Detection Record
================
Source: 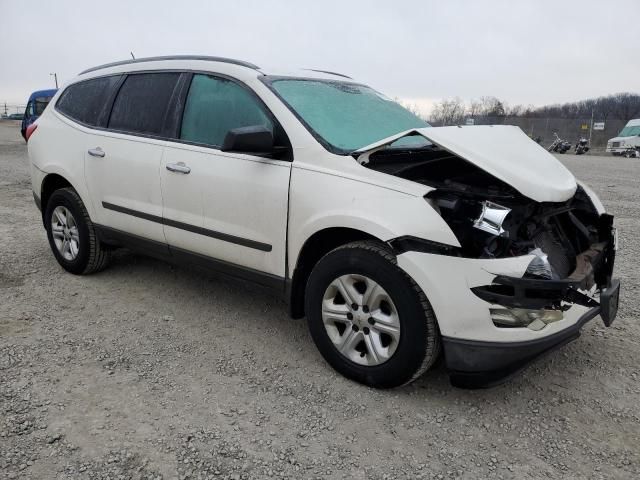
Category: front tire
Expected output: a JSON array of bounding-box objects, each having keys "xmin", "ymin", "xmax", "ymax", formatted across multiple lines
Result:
[
  {"xmin": 305, "ymin": 241, "xmax": 440, "ymax": 388},
  {"xmin": 44, "ymin": 187, "xmax": 111, "ymax": 274}
]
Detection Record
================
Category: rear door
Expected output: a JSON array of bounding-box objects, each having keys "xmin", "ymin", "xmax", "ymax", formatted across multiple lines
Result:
[
  {"xmin": 160, "ymin": 73, "xmax": 292, "ymax": 278},
  {"xmin": 83, "ymin": 72, "xmax": 180, "ymax": 244}
]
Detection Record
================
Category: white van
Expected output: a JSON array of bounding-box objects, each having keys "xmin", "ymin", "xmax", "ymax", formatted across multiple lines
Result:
[{"xmin": 606, "ymin": 119, "xmax": 640, "ymax": 154}]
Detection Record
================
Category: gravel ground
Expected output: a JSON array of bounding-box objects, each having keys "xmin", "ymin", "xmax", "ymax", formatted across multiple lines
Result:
[{"xmin": 1, "ymin": 119, "xmax": 638, "ymax": 479}]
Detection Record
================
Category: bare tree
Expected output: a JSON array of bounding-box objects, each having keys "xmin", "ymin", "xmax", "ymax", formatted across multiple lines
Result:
[
  {"xmin": 467, "ymin": 99, "xmax": 483, "ymax": 118},
  {"xmin": 429, "ymin": 97, "xmax": 466, "ymax": 126},
  {"xmin": 506, "ymin": 104, "xmax": 524, "ymax": 117},
  {"xmin": 478, "ymin": 96, "xmax": 506, "ymax": 117}
]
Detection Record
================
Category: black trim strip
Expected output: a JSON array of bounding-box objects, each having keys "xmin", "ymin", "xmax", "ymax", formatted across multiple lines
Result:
[
  {"xmin": 94, "ymin": 225, "xmax": 284, "ymax": 293},
  {"xmin": 169, "ymin": 244, "xmax": 284, "ymax": 291},
  {"xmin": 388, "ymin": 235, "xmax": 461, "ymax": 256},
  {"xmin": 96, "ymin": 224, "xmax": 170, "ymax": 258},
  {"xmin": 101, "ymin": 201, "xmax": 272, "ymax": 252}
]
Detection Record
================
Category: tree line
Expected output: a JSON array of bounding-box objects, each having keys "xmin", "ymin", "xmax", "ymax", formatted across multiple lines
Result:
[{"xmin": 421, "ymin": 93, "xmax": 640, "ymax": 126}]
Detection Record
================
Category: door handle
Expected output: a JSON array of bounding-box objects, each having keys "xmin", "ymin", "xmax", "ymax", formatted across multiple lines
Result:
[
  {"xmin": 88, "ymin": 147, "xmax": 105, "ymax": 158},
  {"xmin": 166, "ymin": 162, "xmax": 191, "ymax": 174}
]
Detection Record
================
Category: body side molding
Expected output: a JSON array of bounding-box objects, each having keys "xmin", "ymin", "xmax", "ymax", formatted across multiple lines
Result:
[{"xmin": 101, "ymin": 201, "xmax": 272, "ymax": 252}]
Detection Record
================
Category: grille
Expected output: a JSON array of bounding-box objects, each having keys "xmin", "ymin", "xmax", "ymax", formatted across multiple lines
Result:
[{"xmin": 611, "ymin": 141, "xmax": 620, "ymax": 148}]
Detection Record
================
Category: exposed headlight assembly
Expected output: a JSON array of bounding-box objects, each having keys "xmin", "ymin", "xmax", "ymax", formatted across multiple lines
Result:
[{"xmin": 474, "ymin": 201, "xmax": 511, "ymax": 236}]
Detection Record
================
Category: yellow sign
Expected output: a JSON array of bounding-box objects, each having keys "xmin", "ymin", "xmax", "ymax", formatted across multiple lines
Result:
[{"xmin": 581, "ymin": 124, "xmax": 589, "ymax": 130}]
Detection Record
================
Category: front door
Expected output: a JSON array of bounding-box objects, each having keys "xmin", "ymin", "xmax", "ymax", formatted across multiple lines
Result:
[{"xmin": 160, "ymin": 73, "xmax": 291, "ymax": 278}]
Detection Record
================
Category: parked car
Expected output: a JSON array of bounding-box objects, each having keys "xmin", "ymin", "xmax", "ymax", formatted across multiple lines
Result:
[
  {"xmin": 21, "ymin": 88, "xmax": 57, "ymax": 140},
  {"xmin": 27, "ymin": 56, "xmax": 620, "ymax": 389},
  {"xmin": 8, "ymin": 113, "xmax": 24, "ymax": 120},
  {"xmin": 606, "ymin": 118, "xmax": 640, "ymax": 155}
]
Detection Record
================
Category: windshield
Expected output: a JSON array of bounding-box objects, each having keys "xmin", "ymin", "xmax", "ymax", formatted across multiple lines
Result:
[
  {"xmin": 618, "ymin": 125, "xmax": 640, "ymax": 137},
  {"xmin": 27, "ymin": 96, "xmax": 53, "ymax": 117},
  {"xmin": 34, "ymin": 97, "xmax": 53, "ymax": 115},
  {"xmin": 34, "ymin": 97, "xmax": 53, "ymax": 116},
  {"xmin": 267, "ymin": 78, "xmax": 431, "ymax": 153}
]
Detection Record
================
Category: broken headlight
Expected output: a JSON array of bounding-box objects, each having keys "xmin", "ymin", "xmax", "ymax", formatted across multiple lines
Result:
[
  {"xmin": 473, "ymin": 201, "xmax": 511, "ymax": 236},
  {"xmin": 428, "ymin": 194, "xmax": 515, "ymax": 258}
]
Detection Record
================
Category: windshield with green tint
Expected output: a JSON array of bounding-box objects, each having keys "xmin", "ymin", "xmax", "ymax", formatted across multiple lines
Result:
[
  {"xmin": 618, "ymin": 125, "xmax": 640, "ymax": 137},
  {"xmin": 267, "ymin": 78, "xmax": 431, "ymax": 154}
]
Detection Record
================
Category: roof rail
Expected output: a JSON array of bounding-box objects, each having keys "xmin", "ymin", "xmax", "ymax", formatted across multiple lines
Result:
[
  {"xmin": 79, "ymin": 55, "xmax": 260, "ymax": 75},
  {"xmin": 305, "ymin": 69, "xmax": 352, "ymax": 79}
]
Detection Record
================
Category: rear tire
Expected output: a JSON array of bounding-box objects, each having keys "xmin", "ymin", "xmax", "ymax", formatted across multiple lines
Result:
[
  {"xmin": 305, "ymin": 240, "xmax": 440, "ymax": 388},
  {"xmin": 44, "ymin": 187, "xmax": 111, "ymax": 274}
]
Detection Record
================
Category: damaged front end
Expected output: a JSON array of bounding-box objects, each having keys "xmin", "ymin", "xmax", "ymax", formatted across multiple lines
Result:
[
  {"xmin": 359, "ymin": 126, "xmax": 620, "ymax": 386},
  {"xmin": 355, "ymin": 126, "xmax": 620, "ymax": 388},
  {"xmin": 359, "ymin": 126, "xmax": 618, "ymax": 325},
  {"xmin": 426, "ymin": 183, "xmax": 619, "ymax": 329}
]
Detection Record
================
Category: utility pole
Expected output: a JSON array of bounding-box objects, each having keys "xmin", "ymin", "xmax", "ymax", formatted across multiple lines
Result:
[
  {"xmin": 588, "ymin": 108, "xmax": 594, "ymax": 146},
  {"xmin": 544, "ymin": 117, "xmax": 550, "ymax": 142},
  {"xmin": 50, "ymin": 72, "xmax": 58, "ymax": 89}
]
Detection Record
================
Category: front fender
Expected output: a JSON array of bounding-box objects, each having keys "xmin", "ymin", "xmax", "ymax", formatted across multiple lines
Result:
[{"xmin": 287, "ymin": 165, "xmax": 460, "ymax": 272}]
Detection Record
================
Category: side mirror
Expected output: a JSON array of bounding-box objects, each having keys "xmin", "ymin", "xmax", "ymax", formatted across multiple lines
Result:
[{"xmin": 221, "ymin": 125, "xmax": 274, "ymax": 154}]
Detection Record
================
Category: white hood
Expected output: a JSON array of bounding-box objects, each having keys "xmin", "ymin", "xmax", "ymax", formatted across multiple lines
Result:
[{"xmin": 356, "ymin": 125, "xmax": 577, "ymax": 203}]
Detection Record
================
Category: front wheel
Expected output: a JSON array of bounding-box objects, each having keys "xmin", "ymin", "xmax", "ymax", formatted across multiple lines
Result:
[{"xmin": 305, "ymin": 241, "xmax": 440, "ymax": 388}]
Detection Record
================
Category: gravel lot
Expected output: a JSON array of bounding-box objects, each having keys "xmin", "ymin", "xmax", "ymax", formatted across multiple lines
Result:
[{"xmin": 1, "ymin": 119, "xmax": 638, "ymax": 479}]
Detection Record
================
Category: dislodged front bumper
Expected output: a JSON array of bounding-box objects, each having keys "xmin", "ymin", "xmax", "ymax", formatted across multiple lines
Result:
[
  {"xmin": 445, "ymin": 279, "xmax": 619, "ymax": 388},
  {"xmin": 395, "ymin": 219, "xmax": 619, "ymax": 388}
]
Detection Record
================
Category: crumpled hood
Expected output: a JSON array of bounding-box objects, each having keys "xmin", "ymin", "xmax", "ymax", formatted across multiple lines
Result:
[{"xmin": 355, "ymin": 125, "xmax": 578, "ymax": 203}]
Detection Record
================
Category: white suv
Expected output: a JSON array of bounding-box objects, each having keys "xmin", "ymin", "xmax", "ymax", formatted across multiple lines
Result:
[{"xmin": 28, "ymin": 56, "xmax": 620, "ymax": 388}]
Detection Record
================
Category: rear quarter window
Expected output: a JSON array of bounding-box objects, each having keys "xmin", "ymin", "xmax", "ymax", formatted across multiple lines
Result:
[{"xmin": 56, "ymin": 76, "xmax": 122, "ymax": 126}]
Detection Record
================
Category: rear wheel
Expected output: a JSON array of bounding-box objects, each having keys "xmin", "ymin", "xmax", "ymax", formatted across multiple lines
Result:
[
  {"xmin": 305, "ymin": 241, "xmax": 440, "ymax": 388},
  {"xmin": 44, "ymin": 187, "xmax": 111, "ymax": 274}
]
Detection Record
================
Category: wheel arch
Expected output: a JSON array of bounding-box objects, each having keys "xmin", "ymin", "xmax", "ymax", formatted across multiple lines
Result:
[
  {"xmin": 40, "ymin": 173, "xmax": 79, "ymax": 225},
  {"xmin": 288, "ymin": 227, "xmax": 383, "ymax": 319}
]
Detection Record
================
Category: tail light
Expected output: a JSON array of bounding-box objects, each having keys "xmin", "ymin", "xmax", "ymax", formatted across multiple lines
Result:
[{"xmin": 25, "ymin": 123, "xmax": 38, "ymax": 142}]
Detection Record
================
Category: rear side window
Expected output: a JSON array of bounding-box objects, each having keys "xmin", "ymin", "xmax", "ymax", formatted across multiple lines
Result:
[
  {"xmin": 180, "ymin": 74, "xmax": 272, "ymax": 147},
  {"xmin": 56, "ymin": 76, "xmax": 121, "ymax": 126},
  {"xmin": 108, "ymin": 73, "xmax": 179, "ymax": 135}
]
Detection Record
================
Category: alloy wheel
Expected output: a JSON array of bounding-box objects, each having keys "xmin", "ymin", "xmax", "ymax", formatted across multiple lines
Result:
[
  {"xmin": 51, "ymin": 205, "xmax": 80, "ymax": 261},
  {"xmin": 321, "ymin": 274, "xmax": 401, "ymax": 366}
]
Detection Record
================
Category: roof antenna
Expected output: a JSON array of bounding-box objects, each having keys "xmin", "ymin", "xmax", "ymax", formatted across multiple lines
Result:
[{"xmin": 130, "ymin": 52, "xmax": 136, "ymax": 60}]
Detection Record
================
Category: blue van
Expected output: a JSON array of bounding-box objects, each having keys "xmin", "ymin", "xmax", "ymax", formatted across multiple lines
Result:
[{"xmin": 21, "ymin": 89, "xmax": 57, "ymax": 140}]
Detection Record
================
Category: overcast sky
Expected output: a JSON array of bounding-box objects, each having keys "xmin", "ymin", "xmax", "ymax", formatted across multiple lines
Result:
[{"xmin": 1, "ymin": 0, "xmax": 638, "ymax": 114}]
